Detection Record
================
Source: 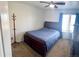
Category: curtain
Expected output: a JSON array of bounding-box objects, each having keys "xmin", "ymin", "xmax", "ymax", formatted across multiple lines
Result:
[
  {"xmin": 73, "ymin": 13, "xmax": 79, "ymax": 39},
  {"xmin": 59, "ymin": 13, "xmax": 63, "ymax": 38},
  {"xmin": 75, "ymin": 13, "xmax": 79, "ymax": 24}
]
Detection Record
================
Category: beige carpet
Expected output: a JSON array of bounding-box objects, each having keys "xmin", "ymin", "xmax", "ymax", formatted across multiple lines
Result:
[{"xmin": 12, "ymin": 39, "xmax": 72, "ymax": 57}]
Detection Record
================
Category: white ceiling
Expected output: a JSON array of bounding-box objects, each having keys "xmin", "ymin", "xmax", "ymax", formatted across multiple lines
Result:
[{"xmin": 21, "ymin": 1, "xmax": 79, "ymax": 10}]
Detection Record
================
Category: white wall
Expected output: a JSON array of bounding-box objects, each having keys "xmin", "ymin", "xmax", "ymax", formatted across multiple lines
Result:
[
  {"xmin": 44, "ymin": 9, "xmax": 60, "ymax": 22},
  {"xmin": 44, "ymin": 9, "xmax": 79, "ymax": 22},
  {"xmin": 8, "ymin": 2, "xmax": 45, "ymax": 42},
  {"xmin": 0, "ymin": 1, "xmax": 12, "ymax": 57}
]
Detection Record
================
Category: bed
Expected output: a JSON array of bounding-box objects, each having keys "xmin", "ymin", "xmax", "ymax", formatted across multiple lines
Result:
[{"xmin": 24, "ymin": 22, "xmax": 61, "ymax": 56}]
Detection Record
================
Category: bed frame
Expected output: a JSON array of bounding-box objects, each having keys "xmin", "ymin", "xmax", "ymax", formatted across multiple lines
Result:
[
  {"xmin": 24, "ymin": 22, "xmax": 61, "ymax": 56},
  {"xmin": 24, "ymin": 34, "xmax": 47, "ymax": 56}
]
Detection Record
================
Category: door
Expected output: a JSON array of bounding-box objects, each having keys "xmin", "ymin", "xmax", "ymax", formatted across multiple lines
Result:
[
  {"xmin": 0, "ymin": 15, "xmax": 4, "ymax": 57},
  {"xmin": 0, "ymin": 2, "xmax": 12, "ymax": 57}
]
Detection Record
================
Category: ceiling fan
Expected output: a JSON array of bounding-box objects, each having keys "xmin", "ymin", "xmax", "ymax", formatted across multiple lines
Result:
[{"xmin": 40, "ymin": 1, "xmax": 65, "ymax": 8}]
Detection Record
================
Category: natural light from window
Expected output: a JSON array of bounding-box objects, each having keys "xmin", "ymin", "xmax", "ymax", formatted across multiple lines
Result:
[
  {"xmin": 62, "ymin": 14, "xmax": 76, "ymax": 33},
  {"xmin": 70, "ymin": 15, "xmax": 76, "ymax": 32}
]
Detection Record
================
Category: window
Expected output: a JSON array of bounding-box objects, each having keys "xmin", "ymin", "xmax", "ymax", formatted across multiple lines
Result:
[{"xmin": 62, "ymin": 14, "xmax": 76, "ymax": 33}]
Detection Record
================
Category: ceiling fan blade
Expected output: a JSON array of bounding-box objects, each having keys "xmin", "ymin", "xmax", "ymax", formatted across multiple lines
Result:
[
  {"xmin": 40, "ymin": 1, "xmax": 50, "ymax": 4},
  {"xmin": 54, "ymin": 2, "xmax": 65, "ymax": 5},
  {"xmin": 45, "ymin": 4, "xmax": 50, "ymax": 7}
]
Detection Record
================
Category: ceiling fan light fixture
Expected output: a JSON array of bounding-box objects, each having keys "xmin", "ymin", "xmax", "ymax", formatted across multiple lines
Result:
[{"xmin": 49, "ymin": 4, "xmax": 54, "ymax": 8}]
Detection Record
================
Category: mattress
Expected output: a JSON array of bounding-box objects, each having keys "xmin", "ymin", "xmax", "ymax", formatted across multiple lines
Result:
[{"xmin": 25, "ymin": 28, "xmax": 60, "ymax": 50}]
